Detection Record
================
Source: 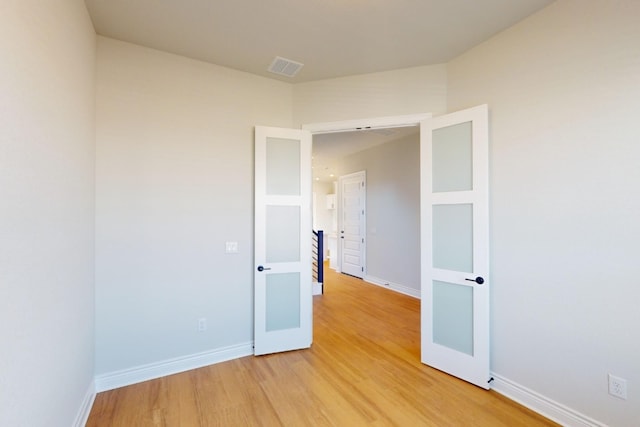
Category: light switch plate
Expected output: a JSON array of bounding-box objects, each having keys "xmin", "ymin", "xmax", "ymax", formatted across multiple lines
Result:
[{"xmin": 225, "ymin": 241, "xmax": 239, "ymax": 253}]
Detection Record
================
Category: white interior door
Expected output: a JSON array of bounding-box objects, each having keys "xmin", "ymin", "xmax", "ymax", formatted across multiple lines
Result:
[
  {"xmin": 339, "ymin": 171, "xmax": 366, "ymax": 278},
  {"xmin": 420, "ymin": 105, "xmax": 491, "ymax": 389},
  {"xmin": 254, "ymin": 126, "xmax": 312, "ymax": 355}
]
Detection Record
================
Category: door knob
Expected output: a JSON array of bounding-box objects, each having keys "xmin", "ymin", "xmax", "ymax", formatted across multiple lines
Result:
[
  {"xmin": 465, "ymin": 276, "xmax": 484, "ymax": 285},
  {"xmin": 257, "ymin": 265, "xmax": 271, "ymax": 272}
]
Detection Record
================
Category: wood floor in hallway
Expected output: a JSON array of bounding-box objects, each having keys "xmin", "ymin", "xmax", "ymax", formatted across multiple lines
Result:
[{"xmin": 87, "ymin": 264, "xmax": 557, "ymax": 426}]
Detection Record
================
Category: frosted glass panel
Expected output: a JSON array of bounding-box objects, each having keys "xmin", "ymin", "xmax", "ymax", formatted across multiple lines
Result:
[
  {"xmin": 266, "ymin": 137, "xmax": 300, "ymax": 196},
  {"xmin": 266, "ymin": 206, "xmax": 300, "ymax": 263},
  {"xmin": 433, "ymin": 204, "xmax": 473, "ymax": 273},
  {"xmin": 432, "ymin": 122, "xmax": 472, "ymax": 192},
  {"xmin": 433, "ymin": 281, "xmax": 473, "ymax": 355},
  {"xmin": 266, "ymin": 273, "xmax": 300, "ymax": 331}
]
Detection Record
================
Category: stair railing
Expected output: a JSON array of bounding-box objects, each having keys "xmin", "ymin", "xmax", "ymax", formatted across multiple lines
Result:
[{"xmin": 312, "ymin": 229, "xmax": 324, "ymax": 294}]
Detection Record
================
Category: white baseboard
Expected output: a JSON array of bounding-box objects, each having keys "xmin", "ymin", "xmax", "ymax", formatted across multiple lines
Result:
[
  {"xmin": 365, "ymin": 275, "xmax": 420, "ymax": 299},
  {"xmin": 491, "ymin": 373, "xmax": 606, "ymax": 427},
  {"xmin": 313, "ymin": 281, "xmax": 323, "ymax": 295},
  {"xmin": 95, "ymin": 342, "xmax": 253, "ymax": 392},
  {"xmin": 73, "ymin": 379, "xmax": 96, "ymax": 427}
]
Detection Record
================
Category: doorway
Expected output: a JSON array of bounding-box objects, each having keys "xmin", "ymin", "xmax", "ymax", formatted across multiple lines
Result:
[
  {"xmin": 310, "ymin": 120, "xmax": 423, "ymax": 296},
  {"xmin": 290, "ymin": 107, "xmax": 491, "ymax": 389}
]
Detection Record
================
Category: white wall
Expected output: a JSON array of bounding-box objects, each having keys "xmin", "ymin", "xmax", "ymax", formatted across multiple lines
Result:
[
  {"xmin": 293, "ymin": 64, "xmax": 447, "ymax": 126},
  {"xmin": 313, "ymin": 181, "xmax": 335, "ymax": 260},
  {"xmin": 313, "ymin": 181, "xmax": 334, "ymax": 233},
  {"xmin": 0, "ymin": 1, "xmax": 96, "ymax": 426},
  {"xmin": 340, "ymin": 134, "xmax": 420, "ymax": 296},
  {"xmin": 447, "ymin": 1, "xmax": 640, "ymax": 425},
  {"xmin": 95, "ymin": 37, "xmax": 293, "ymax": 376}
]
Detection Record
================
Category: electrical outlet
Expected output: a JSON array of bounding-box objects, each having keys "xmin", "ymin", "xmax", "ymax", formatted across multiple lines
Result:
[
  {"xmin": 608, "ymin": 374, "xmax": 628, "ymax": 399},
  {"xmin": 198, "ymin": 317, "xmax": 207, "ymax": 332}
]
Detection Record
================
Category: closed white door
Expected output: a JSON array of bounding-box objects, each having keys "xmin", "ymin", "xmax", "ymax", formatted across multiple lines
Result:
[
  {"xmin": 254, "ymin": 126, "xmax": 312, "ymax": 355},
  {"xmin": 420, "ymin": 105, "xmax": 491, "ymax": 389},
  {"xmin": 339, "ymin": 171, "xmax": 366, "ymax": 278}
]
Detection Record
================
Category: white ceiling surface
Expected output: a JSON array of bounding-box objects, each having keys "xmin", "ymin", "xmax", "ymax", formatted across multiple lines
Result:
[{"xmin": 85, "ymin": 0, "xmax": 554, "ymax": 83}]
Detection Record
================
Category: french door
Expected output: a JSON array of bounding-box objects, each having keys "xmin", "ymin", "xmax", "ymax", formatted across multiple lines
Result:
[
  {"xmin": 420, "ymin": 105, "xmax": 491, "ymax": 389},
  {"xmin": 254, "ymin": 126, "xmax": 312, "ymax": 355},
  {"xmin": 254, "ymin": 106, "xmax": 490, "ymax": 390}
]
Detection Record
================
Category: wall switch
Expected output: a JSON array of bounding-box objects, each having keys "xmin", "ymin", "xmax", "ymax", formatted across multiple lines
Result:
[
  {"xmin": 225, "ymin": 241, "xmax": 239, "ymax": 253},
  {"xmin": 198, "ymin": 317, "xmax": 207, "ymax": 332},
  {"xmin": 608, "ymin": 374, "xmax": 628, "ymax": 399}
]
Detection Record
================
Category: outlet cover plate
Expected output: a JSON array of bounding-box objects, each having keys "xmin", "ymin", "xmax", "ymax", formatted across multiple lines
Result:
[{"xmin": 608, "ymin": 374, "xmax": 628, "ymax": 400}]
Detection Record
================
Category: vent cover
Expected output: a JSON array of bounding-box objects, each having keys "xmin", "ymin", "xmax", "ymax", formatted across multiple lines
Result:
[{"xmin": 268, "ymin": 56, "xmax": 304, "ymax": 77}]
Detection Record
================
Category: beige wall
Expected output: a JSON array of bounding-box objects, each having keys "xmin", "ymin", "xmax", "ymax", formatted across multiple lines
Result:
[
  {"xmin": 448, "ymin": 1, "xmax": 640, "ymax": 425},
  {"xmin": 339, "ymin": 133, "xmax": 420, "ymax": 295},
  {"xmin": 95, "ymin": 37, "xmax": 293, "ymax": 375},
  {"xmin": 0, "ymin": 1, "xmax": 97, "ymax": 426},
  {"xmin": 293, "ymin": 64, "xmax": 447, "ymax": 126}
]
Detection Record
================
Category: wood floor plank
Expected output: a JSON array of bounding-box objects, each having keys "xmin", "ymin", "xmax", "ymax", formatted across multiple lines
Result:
[{"xmin": 87, "ymin": 265, "xmax": 558, "ymax": 426}]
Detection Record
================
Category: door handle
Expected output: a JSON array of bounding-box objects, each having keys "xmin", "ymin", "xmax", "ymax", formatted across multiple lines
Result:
[
  {"xmin": 257, "ymin": 265, "xmax": 271, "ymax": 272},
  {"xmin": 465, "ymin": 276, "xmax": 485, "ymax": 285}
]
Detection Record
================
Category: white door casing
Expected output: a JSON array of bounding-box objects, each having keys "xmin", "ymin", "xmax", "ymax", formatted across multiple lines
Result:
[
  {"xmin": 339, "ymin": 171, "xmax": 366, "ymax": 278},
  {"xmin": 420, "ymin": 105, "xmax": 491, "ymax": 389},
  {"xmin": 254, "ymin": 126, "xmax": 312, "ymax": 356}
]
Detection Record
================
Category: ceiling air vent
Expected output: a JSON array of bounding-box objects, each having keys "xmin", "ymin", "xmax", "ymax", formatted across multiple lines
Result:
[{"xmin": 268, "ymin": 56, "xmax": 304, "ymax": 77}]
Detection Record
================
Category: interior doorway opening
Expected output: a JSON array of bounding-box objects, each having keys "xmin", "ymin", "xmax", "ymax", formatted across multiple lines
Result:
[{"xmin": 306, "ymin": 114, "xmax": 427, "ymax": 298}]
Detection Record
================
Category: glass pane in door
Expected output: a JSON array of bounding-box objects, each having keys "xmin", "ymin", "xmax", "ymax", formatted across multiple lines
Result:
[
  {"xmin": 266, "ymin": 273, "xmax": 301, "ymax": 331},
  {"xmin": 432, "ymin": 204, "xmax": 473, "ymax": 273},
  {"xmin": 433, "ymin": 280, "xmax": 473, "ymax": 355},
  {"xmin": 266, "ymin": 205, "xmax": 300, "ymax": 263},
  {"xmin": 266, "ymin": 137, "xmax": 300, "ymax": 196},
  {"xmin": 432, "ymin": 122, "xmax": 472, "ymax": 192}
]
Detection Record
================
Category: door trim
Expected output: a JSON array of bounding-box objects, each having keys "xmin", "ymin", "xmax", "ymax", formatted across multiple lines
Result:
[{"xmin": 303, "ymin": 113, "xmax": 432, "ymax": 135}]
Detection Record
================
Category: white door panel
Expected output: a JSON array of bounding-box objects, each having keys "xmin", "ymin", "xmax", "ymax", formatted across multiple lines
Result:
[
  {"xmin": 339, "ymin": 171, "xmax": 366, "ymax": 278},
  {"xmin": 254, "ymin": 126, "xmax": 312, "ymax": 355},
  {"xmin": 420, "ymin": 105, "xmax": 491, "ymax": 389}
]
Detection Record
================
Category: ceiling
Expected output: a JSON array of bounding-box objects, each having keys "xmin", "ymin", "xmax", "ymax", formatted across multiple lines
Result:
[{"xmin": 85, "ymin": 0, "xmax": 554, "ymax": 83}]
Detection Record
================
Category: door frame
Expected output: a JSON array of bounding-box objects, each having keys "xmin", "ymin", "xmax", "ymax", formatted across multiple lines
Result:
[{"xmin": 303, "ymin": 114, "xmax": 431, "ymax": 135}]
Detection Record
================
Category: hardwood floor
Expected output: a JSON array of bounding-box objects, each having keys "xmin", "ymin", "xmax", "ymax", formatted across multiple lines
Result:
[{"xmin": 87, "ymin": 265, "xmax": 557, "ymax": 426}]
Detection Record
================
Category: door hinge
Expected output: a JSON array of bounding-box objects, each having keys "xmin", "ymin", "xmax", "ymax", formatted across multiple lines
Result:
[
  {"xmin": 362, "ymin": 267, "xmax": 364, "ymax": 272},
  {"xmin": 362, "ymin": 238, "xmax": 364, "ymax": 243}
]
